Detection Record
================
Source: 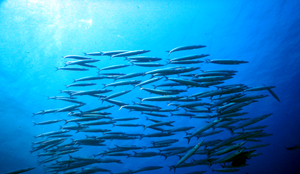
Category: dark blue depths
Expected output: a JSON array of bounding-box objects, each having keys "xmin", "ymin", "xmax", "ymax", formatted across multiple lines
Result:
[{"xmin": 1, "ymin": 0, "xmax": 300, "ymax": 174}]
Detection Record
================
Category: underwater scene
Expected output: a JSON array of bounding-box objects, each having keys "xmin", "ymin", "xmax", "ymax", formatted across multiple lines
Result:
[{"xmin": 1, "ymin": 0, "xmax": 300, "ymax": 174}]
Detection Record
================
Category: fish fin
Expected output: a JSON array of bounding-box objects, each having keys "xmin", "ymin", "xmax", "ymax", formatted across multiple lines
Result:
[
  {"xmin": 55, "ymin": 67, "xmax": 59, "ymax": 71},
  {"xmin": 32, "ymin": 121, "xmax": 36, "ymax": 126}
]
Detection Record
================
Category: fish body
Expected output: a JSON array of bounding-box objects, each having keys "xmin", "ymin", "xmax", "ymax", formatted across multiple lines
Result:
[
  {"xmin": 103, "ymin": 80, "xmax": 141, "ymax": 88},
  {"xmin": 72, "ymin": 89, "xmax": 112, "ymax": 96},
  {"xmin": 83, "ymin": 52, "xmax": 103, "ymax": 56},
  {"xmin": 113, "ymin": 123, "xmax": 144, "ymax": 127},
  {"xmin": 101, "ymin": 90, "xmax": 131, "ymax": 100},
  {"xmin": 56, "ymin": 104, "xmax": 84, "ymax": 113},
  {"xmin": 63, "ymin": 55, "xmax": 91, "ymax": 59},
  {"xmin": 140, "ymin": 132, "xmax": 174, "ymax": 139},
  {"xmin": 98, "ymin": 64, "xmax": 130, "ymax": 71},
  {"xmin": 244, "ymin": 86, "xmax": 276, "ymax": 92},
  {"xmin": 111, "ymin": 50, "xmax": 150, "ymax": 59},
  {"xmin": 175, "ymin": 140, "xmax": 204, "ymax": 167},
  {"xmin": 132, "ymin": 166, "xmax": 163, "ymax": 173},
  {"xmin": 135, "ymin": 77, "xmax": 163, "ymax": 87},
  {"xmin": 167, "ymin": 45, "xmax": 206, "ymax": 55},
  {"xmin": 213, "ymin": 148, "xmax": 246, "ymax": 163},
  {"xmin": 143, "ymin": 112, "xmax": 169, "ymax": 117},
  {"xmin": 209, "ymin": 141, "xmax": 246, "ymax": 156},
  {"xmin": 133, "ymin": 63, "xmax": 165, "ymax": 67},
  {"xmin": 170, "ymin": 54, "xmax": 209, "ymax": 62},
  {"xmin": 115, "ymin": 72, "xmax": 145, "ymax": 80},
  {"xmin": 105, "ymin": 99, "xmax": 129, "ymax": 106},
  {"xmin": 33, "ymin": 119, "xmax": 63, "ymax": 126},
  {"xmin": 35, "ymin": 130, "xmax": 70, "ymax": 138},
  {"xmin": 167, "ymin": 78, "xmax": 208, "ymax": 88},
  {"xmin": 112, "ymin": 117, "xmax": 139, "ymax": 121},
  {"xmin": 127, "ymin": 56, "xmax": 162, "ymax": 62},
  {"xmin": 192, "ymin": 76, "xmax": 232, "ymax": 82},
  {"xmin": 65, "ymin": 59, "xmax": 99, "ymax": 66},
  {"xmin": 56, "ymin": 67, "xmax": 89, "ymax": 71},
  {"xmin": 206, "ymin": 59, "xmax": 249, "ymax": 65},
  {"xmin": 232, "ymin": 113, "xmax": 272, "ymax": 131},
  {"xmin": 141, "ymin": 88, "xmax": 176, "ymax": 95},
  {"xmin": 82, "ymin": 120, "xmax": 115, "ymax": 126},
  {"xmin": 74, "ymin": 76, "xmax": 105, "ymax": 82},
  {"xmin": 185, "ymin": 119, "xmax": 223, "ymax": 143},
  {"xmin": 66, "ymin": 82, "xmax": 96, "ymax": 88},
  {"xmin": 101, "ymin": 50, "xmax": 128, "ymax": 57},
  {"xmin": 138, "ymin": 95, "xmax": 183, "ymax": 102},
  {"xmin": 144, "ymin": 121, "xmax": 175, "ymax": 130},
  {"xmin": 120, "ymin": 105, "xmax": 160, "ymax": 112},
  {"xmin": 165, "ymin": 126, "xmax": 195, "ymax": 132}
]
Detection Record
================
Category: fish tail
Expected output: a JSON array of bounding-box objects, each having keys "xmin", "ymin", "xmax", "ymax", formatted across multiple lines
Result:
[
  {"xmin": 55, "ymin": 67, "xmax": 59, "ymax": 71},
  {"xmin": 102, "ymin": 84, "xmax": 106, "ymax": 89},
  {"xmin": 32, "ymin": 121, "xmax": 36, "ymax": 126},
  {"xmin": 161, "ymin": 154, "xmax": 168, "ymax": 160},
  {"xmin": 136, "ymin": 97, "xmax": 143, "ymax": 103},
  {"xmin": 152, "ymin": 85, "xmax": 156, "ymax": 89},
  {"xmin": 206, "ymin": 107, "xmax": 211, "ymax": 112},
  {"xmin": 184, "ymin": 136, "xmax": 191, "ymax": 144}
]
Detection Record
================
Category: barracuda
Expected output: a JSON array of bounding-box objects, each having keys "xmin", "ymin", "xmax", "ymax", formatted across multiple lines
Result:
[{"xmin": 166, "ymin": 45, "xmax": 206, "ymax": 55}]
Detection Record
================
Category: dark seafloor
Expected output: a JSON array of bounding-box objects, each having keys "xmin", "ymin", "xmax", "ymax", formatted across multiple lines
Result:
[{"xmin": 0, "ymin": 0, "xmax": 300, "ymax": 174}]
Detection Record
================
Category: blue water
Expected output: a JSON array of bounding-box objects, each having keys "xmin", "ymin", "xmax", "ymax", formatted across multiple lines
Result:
[{"xmin": 1, "ymin": 0, "xmax": 300, "ymax": 173}]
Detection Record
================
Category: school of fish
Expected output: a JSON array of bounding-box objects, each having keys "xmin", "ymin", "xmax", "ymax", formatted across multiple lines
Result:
[{"xmin": 6, "ymin": 45, "xmax": 281, "ymax": 174}]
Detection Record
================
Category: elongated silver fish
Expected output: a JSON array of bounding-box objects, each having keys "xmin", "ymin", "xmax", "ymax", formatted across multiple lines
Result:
[
  {"xmin": 206, "ymin": 59, "xmax": 249, "ymax": 65},
  {"xmin": 63, "ymin": 55, "xmax": 91, "ymax": 59},
  {"xmin": 111, "ymin": 50, "xmax": 150, "ymax": 59},
  {"xmin": 175, "ymin": 140, "xmax": 204, "ymax": 167},
  {"xmin": 166, "ymin": 45, "xmax": 206, "ymax": 55},
  {"xmin": 169, "ymin": 54, "xmax": 209, "ymax": 62},
  {"xmin": 127, "ymin": 56, "xmax": 162, "ymax": 62},
  {"xmin": 56, "ymin": 67, "xmax": 89, "ymax": 71}
]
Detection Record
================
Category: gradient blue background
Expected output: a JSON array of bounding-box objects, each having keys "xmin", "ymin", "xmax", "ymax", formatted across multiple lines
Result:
[{"xmin": 0, "ymin": 0, "xmax": 300, "ymax": 173}]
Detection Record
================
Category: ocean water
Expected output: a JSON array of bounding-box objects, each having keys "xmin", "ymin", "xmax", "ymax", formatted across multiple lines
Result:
[{"xmin": 1, "ymin": 0, "xmax": 300, "ymax": 174}]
